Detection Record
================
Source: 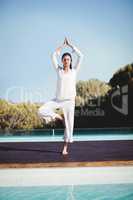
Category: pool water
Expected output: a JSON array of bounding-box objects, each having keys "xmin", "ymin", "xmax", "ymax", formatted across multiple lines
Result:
[
  {"xmin": 0, "ymin": 184, "xmax": 133, "ymax": 200},
  {"xmin": 0, "ymin": 129, "xmax": 133, "ymax": 142}
]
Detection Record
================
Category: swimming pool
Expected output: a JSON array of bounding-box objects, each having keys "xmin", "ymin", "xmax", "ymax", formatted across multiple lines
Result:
[
  {"xmin": 0, "ymin": 167, "xmax": 133, "ymax": 199},
  {"xmin": 0, "ymin": 184, "xmax": 133, "ymax": 200},
  {"xmin": 0, "ymin": 128, "xmax": 133, "ymax": 142}
]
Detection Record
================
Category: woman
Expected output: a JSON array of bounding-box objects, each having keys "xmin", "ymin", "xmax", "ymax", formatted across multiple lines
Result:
[{"xmin": 38, "ymin": 37, "xmax": 83, "ymax": 155}]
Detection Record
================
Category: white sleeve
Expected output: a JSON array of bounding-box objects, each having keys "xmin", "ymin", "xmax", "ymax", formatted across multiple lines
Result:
[
  {"xmin": 72, "ymin": 45, "xmax": 84, "ymax": 72},
  {"xmin": 51, "ymin": 51, "xmax": 60, "ymax": 72}
]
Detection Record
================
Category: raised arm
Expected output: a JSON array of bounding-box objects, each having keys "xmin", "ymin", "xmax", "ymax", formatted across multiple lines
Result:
[
  {"xmin": 66, "ymin": 38, "xmax": 84, "ymax": 72},
  {"xmin": 71, "ymin": 45, "xmax": 84, "ymax": 72},
  {"xmin": 51, "ymin": 40, "xmax": 66, "ymax": 71}
]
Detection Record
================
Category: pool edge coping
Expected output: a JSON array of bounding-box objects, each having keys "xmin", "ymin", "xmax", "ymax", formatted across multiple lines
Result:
[{"xmin": 0, "ymin": 160, "xmax": 133, "ymax": 169}]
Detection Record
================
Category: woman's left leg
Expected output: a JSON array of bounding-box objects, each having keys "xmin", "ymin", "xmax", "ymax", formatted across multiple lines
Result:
[
  {"xmin": 62, "ymin": 100, "xmax": 75, "ymax": 143},
  {"xmin": 61, "ymin": 100, "xmax": 75, "ymax": 155},
  {"xmin": 67, "ymin": 100, "xmax": 75, "ymax": 143}
]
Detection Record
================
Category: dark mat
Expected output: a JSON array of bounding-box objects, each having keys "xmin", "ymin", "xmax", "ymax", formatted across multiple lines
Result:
[{"xmin": 0, "ymin": 140, "xmax": 133, "ymax": 163}]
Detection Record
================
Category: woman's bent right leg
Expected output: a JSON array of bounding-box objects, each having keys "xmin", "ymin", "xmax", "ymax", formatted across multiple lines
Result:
[{"xmin": 38, "ymin": 99, "xmax": 62, "ymax": 123}]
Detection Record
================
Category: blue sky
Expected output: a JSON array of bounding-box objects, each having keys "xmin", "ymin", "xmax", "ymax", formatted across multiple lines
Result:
[{"xmin": 0, "ymin": 0, "xmax": 133, "ymax": 102}]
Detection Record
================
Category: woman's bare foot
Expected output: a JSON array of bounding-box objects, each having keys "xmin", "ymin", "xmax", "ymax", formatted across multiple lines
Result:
[
  {"xmin": 62, "ymin": 142, "xmax": 68, "ymax": 155},
  {"xmin": 54, "ymin": 114, "xmax": 63, "ymax": 121},
  {"xmin": 62, "ymin": 149, "xmax": 68, "ymax": 155},
  {"xmin": 44, "ymin": 116, "xmax": 52, "ymax": 124}
]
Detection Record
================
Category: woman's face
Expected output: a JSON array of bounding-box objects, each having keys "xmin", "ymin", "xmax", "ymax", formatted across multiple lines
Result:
[{"xmin": 62, "ymin": 55, "xmax": 71, "ymax": 68}]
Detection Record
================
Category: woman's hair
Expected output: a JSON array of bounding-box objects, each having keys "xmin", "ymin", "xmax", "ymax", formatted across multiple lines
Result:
[{"xmin": 61, "ymin": 52, "xmax": 72, "ymax": 69}]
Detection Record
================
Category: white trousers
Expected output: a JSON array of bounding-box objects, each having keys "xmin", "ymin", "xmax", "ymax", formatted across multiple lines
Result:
[{"xmin": 38, "ymin": 98, "xmax": 75, "ymax": 143}]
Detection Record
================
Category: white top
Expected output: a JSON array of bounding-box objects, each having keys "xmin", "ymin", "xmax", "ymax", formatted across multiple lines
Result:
[{"xmin": 51, "ymin": 45, "xmax": 83, "ymax": 101}]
